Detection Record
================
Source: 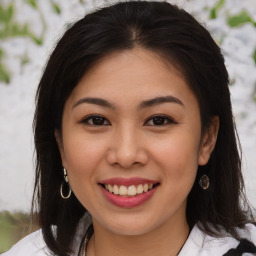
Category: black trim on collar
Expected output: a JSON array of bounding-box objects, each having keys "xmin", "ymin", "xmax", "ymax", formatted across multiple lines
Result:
[{"xmin": 223, "ymin": 239, "xmax": 256, "ymax": 256}]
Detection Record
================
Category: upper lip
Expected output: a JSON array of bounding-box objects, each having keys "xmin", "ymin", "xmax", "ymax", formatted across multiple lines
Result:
[{"xmin": 99, "ymin": 177, "xmax": 159, "ymax": 186}]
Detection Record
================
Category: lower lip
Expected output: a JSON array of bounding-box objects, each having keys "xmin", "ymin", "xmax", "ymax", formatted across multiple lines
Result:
[{"xmin": 100, "ymin": 186, "xmax": 157, "ymax": 208}]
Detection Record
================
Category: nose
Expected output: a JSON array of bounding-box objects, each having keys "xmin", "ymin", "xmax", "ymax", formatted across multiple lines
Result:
[{"xmin": 106, "ymin": 125, "xmax": 149, "ymax": 168}]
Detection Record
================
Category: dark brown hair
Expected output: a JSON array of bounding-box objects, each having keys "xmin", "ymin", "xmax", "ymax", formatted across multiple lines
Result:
[{"xmin": 33, "ymin": 1, "xmax": 255, "ymax": 255}]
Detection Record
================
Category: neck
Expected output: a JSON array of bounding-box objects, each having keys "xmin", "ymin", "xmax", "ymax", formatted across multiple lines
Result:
[{"xmin": 87, "ymin": 216, "xmax": 189, "ymax": 256}]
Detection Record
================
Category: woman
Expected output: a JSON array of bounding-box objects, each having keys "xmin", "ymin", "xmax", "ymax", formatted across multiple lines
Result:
[{"xmin": 3, "ymin": 1, "xmax": 256, "ymax": 256}]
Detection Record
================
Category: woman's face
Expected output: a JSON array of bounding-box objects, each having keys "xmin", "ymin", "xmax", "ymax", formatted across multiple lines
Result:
[{"xmin": 56, "ymin": 48, "xmax": 217, "ymax": 236}]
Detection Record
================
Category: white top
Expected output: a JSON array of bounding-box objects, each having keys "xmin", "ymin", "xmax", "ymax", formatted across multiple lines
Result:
[{"xmin": 2, "ymin": 223, "xmax": 256, "ymax": 256}]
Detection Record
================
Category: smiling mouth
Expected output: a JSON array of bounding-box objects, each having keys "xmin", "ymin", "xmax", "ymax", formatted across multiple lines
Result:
[{"xmin": 100, "ymin": 183, "xmax": 160, "ymax": 197}]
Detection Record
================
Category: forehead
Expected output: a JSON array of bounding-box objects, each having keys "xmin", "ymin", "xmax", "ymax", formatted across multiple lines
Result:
[{"xmin": 67, "ymin": 47, "xmax": 198, "ymax": 109}]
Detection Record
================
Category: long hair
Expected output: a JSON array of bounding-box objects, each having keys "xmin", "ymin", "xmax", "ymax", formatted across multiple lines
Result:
[{"xmin": 33, "ymin": 1, "xmax": 254, "ymax": 255}]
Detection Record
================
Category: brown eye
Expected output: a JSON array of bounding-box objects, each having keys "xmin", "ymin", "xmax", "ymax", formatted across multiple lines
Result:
[
  {"xmin": 145, "ymin": 115, "xmax": 175, "ymax": 126},
  {"xmin": 152, "ymin": 116, "xmax": 165, "ymax": 125},
  {"xmin": 82, "ymin": 115, "xmax": 110, "ymax": 126}
]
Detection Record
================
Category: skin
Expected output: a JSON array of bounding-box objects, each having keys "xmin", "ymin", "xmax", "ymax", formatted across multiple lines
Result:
[{"xmin": 56, "ymin": 48, "xmax": 219, "ymax": 256}]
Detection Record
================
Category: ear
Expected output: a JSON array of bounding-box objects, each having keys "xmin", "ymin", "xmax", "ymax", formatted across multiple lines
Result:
[
  {"xmin": 55, "ymin": 129, "xmax": 66, "ymax": 168},
  {"xmin": 198, "ymin": 116, "xmax": 219, "ymax": 166}
]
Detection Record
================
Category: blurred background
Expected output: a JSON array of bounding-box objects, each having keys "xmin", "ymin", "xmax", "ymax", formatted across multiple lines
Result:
[{"xmin": 0, "ymin": 0, "xmax": 256, "ymax": 253}]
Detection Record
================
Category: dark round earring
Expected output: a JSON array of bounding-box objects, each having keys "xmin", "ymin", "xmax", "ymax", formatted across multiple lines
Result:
[{"xmin": 199, "ymin": 174, "xmax": 210, "ymax": 190}]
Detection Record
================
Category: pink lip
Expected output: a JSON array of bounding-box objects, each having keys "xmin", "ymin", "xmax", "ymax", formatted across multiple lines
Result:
[
  {"xmin": 99, "ymin": 177, "xmax": 159, "ymax": 208},
  {"xmin": 99, "ymin": 177, "xmax": 158, "ymax": 186},
  {"xmin": 101, "ymin": 186, "xmax": 157, "ymax": 208}
]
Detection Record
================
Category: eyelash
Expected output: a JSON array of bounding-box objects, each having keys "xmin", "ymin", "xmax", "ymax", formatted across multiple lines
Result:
[
  {"xmin": 144, "ymin": 115, "xmax": 176, "ymax": 126},
  {"xmin": 81, "ymin": 114, "xmax": 111, "ymax": 126},
  {"xmin": 80, "ymin": 114, "xmax": 176, "ymax": 126}
]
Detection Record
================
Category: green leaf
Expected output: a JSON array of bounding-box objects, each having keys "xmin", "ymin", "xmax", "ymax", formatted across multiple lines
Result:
[
  {"xmin": 0, "ymin": 49, "xmax": 10, "ymax": 83},
  {"xmin": 21, "ymin": 54, "xmax": 29, "ymax": 66},
  {"xmin": 7, "ymin": 3, "xmax": 14, "ymax": 21},
  {"xmin": 51, "ymin": 2, "xmax": 61, "ymax": 14},
  {"xmin": 0, "ymin": 29, "xmax": 6, "ymax": 39},
  {"xmin": 0, "ymin": 64, "xmax": 10, "ymax": 84},
  {"xmin": 253, "ymin": 48, "xmax": 256, "ymax": 66},
  {"xmin": 0, "ymin": 3, "xmax": 15, "ymax": 23},
  {"xmin": 25, "ymin": 0, "xmax": 37, "ymax": 9},
  {"xmin": 209, "ymin": 0, "xmax": 225, "ymax": 19},
  {"xmin": 30, "ymin": 34, "xmax": 43, "ymax": 45},
  {"xmin": 0, "ymin": 49, "xmax": 4, "ymax": 60},
  {"xmin": 0, "ymin": 22, "xmax": 30, "ymax": 38},
  {"xmin": 227, "ymin": 10, "xmax": 256, "ymax": 28},
  {"xmin": 11, "ymin": 23, "xmax": 29, "ymax": 36},
  {"xmin": 210, "ymin": 9, "xmax": 217, "ymax": 20}
]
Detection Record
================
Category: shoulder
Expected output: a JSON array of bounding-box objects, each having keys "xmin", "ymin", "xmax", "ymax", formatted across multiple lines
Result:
[
  {"xmin": 180, "ymin": 223, "xmax": 256, "ymax": 256},
  {"xmin": 1, "ymin": 229, "xmax": 51, "ymax": 256}
]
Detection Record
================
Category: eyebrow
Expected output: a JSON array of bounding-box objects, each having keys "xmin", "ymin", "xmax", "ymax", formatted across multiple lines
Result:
[
  {"xmin": 139, "ymin": 96, "xmax": 184, "ymax": 109},
  {"xmin": 72, "ymin": 95, "xmax": 183, "ymax": 110},
  {"xmin": 73, "ymin": 97, "xmax": 116, "ymax": 109}
]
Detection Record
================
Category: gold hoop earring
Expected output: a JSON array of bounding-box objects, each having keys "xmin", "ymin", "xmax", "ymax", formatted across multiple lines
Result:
[
  {"xmin": 199, "ymin": 174, "xmax": 210, "ymax": 190},
  {"xmin": 60, "ymin": 168, "xmax": 72, "ymax": 199},
  {"xmin": 60, "ymin": 181, "xmax": 72, "ymax": 199}
]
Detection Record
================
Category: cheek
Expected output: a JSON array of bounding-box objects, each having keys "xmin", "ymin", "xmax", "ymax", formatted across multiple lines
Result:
[
  {"xmin": 62, "ymin": 132, "xmax": 107, "ymax": 180},
  {"xmin": 151, "ymin": 132, "xmax": 200, "ymax": 180},
  {"xmin": 61, "ymin": 135, "xmax": 107, "ymax": 210}
]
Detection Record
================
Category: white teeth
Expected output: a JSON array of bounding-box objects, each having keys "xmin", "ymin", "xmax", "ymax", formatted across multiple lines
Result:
[
  {"xmin": 119, "ymin": 185, "xmax": 127, "ymax": 195},
  {"xmin": 113, "ymin": 185, "xmax": 119, "ymax": 195},
  {"xmin": 136, "ymin": 184, "xmax": 144, "ymax": 194},
  {"xmin": 143, "ymin": 184, "xmax": 149, "ymax": 192},
  {"xmin": 104, "ymin": 183, "xmax": 155, "ymax": 196},
  {"xmin": 108, "ymin": 184, "xmax": 113, "ymax": 193},
  {"xmin": 127, "ymin": 185, "xmax": 137, "ymax": 196}
]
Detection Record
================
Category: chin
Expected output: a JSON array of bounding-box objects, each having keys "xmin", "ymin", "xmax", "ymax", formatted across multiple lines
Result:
[{"xmin": 97, "ymin": 214, "xmax": 159, "ymax": 236}]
